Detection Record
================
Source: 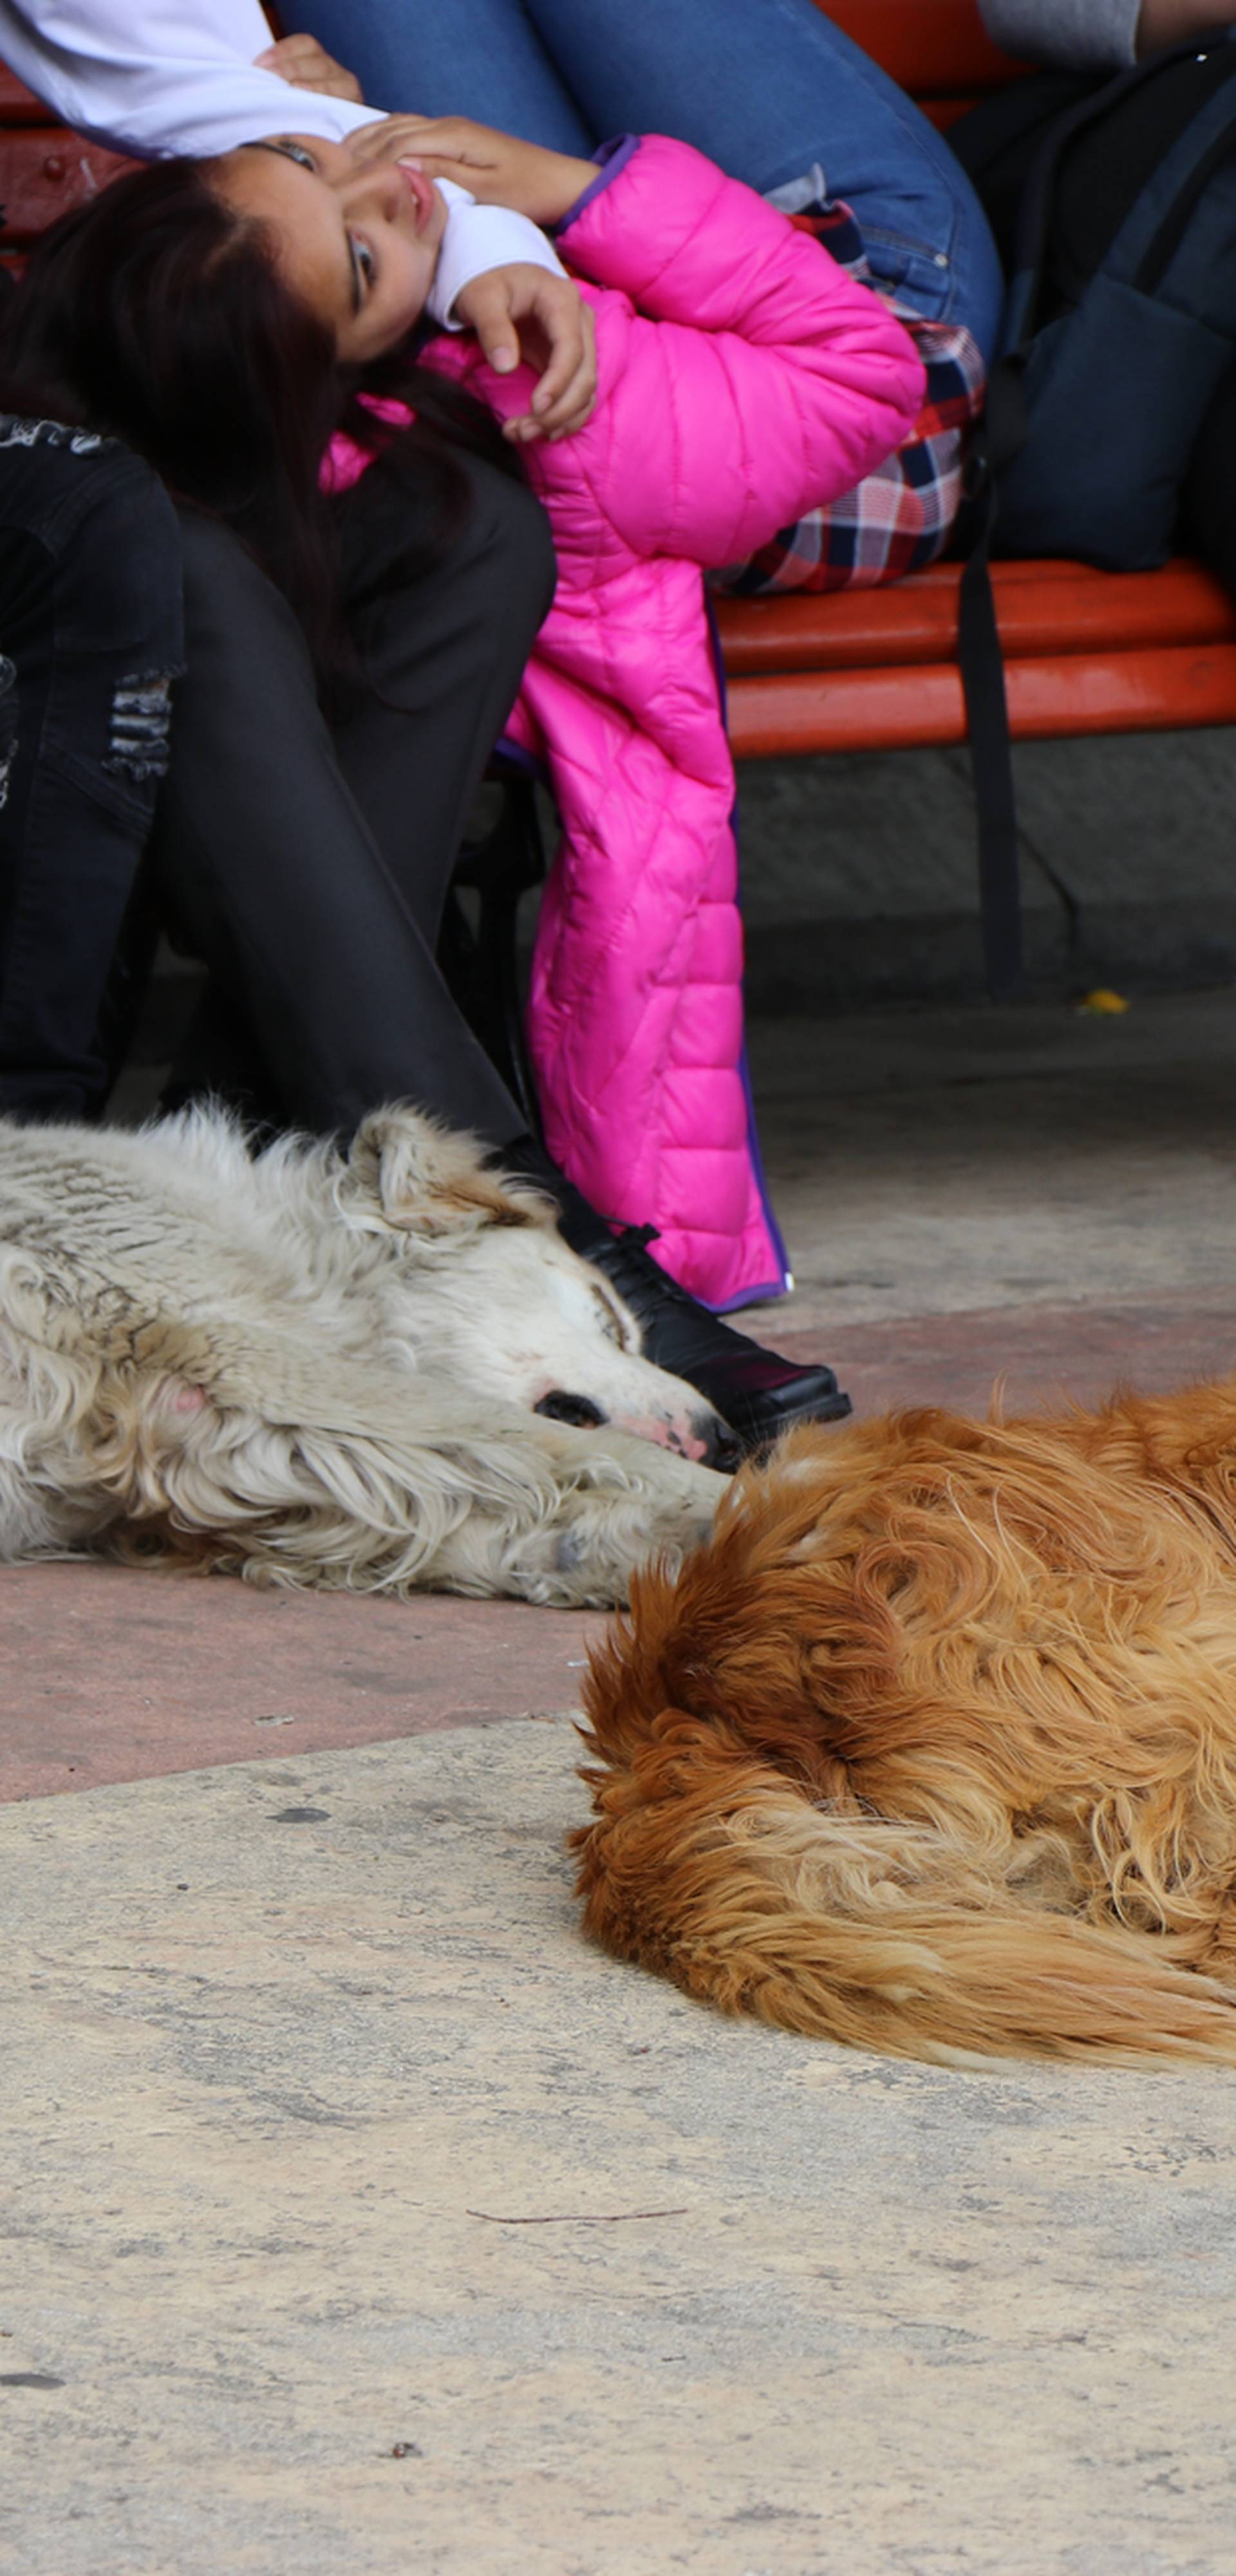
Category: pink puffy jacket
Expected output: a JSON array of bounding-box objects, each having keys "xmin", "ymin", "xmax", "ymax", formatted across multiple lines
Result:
[{"xmin": 415, "ymin": 139, "xmax": 923, "ymax": 1306}]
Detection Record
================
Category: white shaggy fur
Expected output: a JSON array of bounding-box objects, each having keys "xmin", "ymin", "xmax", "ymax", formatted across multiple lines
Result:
[{"xmin": 0, "ymin": 1103, "xmax": 727, "ymax": 1607}]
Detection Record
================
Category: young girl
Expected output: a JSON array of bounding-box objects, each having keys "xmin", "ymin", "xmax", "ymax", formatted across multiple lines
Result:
[
  {"xmin": 0, "ymin": 120, "xmax": 922, "ymax": 1387},
  {"xmin": 225, "ymin": 120, "xmax": 924, "ymax": 1309}
]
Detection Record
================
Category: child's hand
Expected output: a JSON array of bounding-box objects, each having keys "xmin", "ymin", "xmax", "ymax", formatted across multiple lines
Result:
[
  {"xmin": 454, "ymin": 266, "xmax": 598, "ymax": 440},
  {"xmin": 345, "ymin": 117, "xmax": 597, "ymax": 229},
  {"xmin": 253, "ymin": 34, "xmax": 364, "ymax": 102}
]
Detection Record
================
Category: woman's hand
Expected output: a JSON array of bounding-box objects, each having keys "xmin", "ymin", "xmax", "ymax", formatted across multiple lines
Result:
[
  {"xmin": 253, "ymin": 33, "xmax": 364, "ymax": 103},
  {"xmin": 346, "ymin": 117, "xmax": 597, "ymax": 229}
]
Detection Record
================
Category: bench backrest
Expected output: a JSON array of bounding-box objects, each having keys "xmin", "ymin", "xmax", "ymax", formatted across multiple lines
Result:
[{"xmin": 816, "ymin": 1, "xmax": 1028, "ymax": 122}]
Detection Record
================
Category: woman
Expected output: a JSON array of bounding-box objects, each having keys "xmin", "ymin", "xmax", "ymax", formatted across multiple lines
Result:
[{"xmin": 0, "ymin": 122, "xmax": 921, "ymax": 1422}]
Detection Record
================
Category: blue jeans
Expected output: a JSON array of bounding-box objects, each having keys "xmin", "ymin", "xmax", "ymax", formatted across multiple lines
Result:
[{"xmin": 290, "ymin": 0, "xmax": 1004, "ymax": 357}]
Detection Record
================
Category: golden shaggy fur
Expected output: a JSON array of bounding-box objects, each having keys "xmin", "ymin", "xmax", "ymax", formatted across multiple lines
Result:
[{"xmin": 574, "ymin": 1383, "xmax": 1236, "ymax": 2066}]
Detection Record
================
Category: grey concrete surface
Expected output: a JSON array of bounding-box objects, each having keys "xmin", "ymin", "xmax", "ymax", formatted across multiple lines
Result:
[
  {"xmin": 127, "ymin": 726, "xmax": 1236, "ymax": 1062},
  {"xmin": 19, "ymin": 801, "xmax": 1236, "ymax": 2571},
  {"xmin": 739, "ymin": 989, "xmax": 1236, "ymax": 1333},
  {"xmin": 6, "ymin": 1719, "xmax": 1236, "ymax": 2576},
  {"xmin": 736, "ymin": 730, "xmax": 1236, "ymax": 1007}
]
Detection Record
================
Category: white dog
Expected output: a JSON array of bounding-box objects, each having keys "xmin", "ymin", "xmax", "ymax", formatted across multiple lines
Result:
[{"xmin": 0, "ymin": 1103, "xmax": 730, "ymax": 1606}]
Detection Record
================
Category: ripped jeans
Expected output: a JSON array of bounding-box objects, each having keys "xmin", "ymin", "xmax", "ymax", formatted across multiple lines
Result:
[{"xmin": 0, "ymin": 421, "xmax": 183, "ymax": 1121}]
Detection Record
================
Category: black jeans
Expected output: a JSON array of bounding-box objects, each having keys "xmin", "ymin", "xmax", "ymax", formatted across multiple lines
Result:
[
  {"xmin": 153, "ymin": 451, "xmax": 554, "ymax": 1144},
  {"xmin": 0, "ymin": 427, "xmax": 554, "ymax": 1141},
  {"xmin": 0, "ymin": 421, "xmax": 183, "ymax": 1120}
]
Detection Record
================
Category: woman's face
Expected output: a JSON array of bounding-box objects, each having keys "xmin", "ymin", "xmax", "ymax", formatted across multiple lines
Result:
[{"xmin": 211, "ymin": 134, "xmax": 449, "ymax": 362}]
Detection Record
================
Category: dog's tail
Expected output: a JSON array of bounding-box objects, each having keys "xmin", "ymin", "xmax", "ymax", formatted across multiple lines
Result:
[{"xmin": 572, "ymin": 1712, "xmax": 1236, "ymax": 2066}]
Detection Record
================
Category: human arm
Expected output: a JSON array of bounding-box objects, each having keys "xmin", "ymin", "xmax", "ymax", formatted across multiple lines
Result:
[
  {"xmin": 0, "ymin": 0, "xmax": 386, "ymax": 158},
  {"xmin": 1134, "ymin": 0, "xmax": 1236, "ymax": 52},
  {"xmin": 527, "ymin": 137, "xmax": 926, "ymax": 567},
  {"xmin": 425, "ymin": 137, "xmax": 925, "ymax": 566},
  {"xmin": 978, "ymin": 0, "xmax": 1235, "ymax": 68},
  {"xmin": 0, "ymin": 0, "xmax": 579, "ymax": 357}
]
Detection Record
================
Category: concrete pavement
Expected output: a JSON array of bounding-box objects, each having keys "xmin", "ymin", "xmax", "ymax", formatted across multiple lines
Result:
[
  {"xmin": 6, "ymin": 1719, "xmax": 1236, "ymax": 2576},
  {"xmin": 6, "ymin": 987, "xmax": 1236, "ymax": 2571}
]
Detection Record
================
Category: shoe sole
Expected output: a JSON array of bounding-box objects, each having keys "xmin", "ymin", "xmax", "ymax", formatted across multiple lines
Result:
[{"xmin": 732, "ymin": 1386, "xmax": 853, "ymax": 1456}]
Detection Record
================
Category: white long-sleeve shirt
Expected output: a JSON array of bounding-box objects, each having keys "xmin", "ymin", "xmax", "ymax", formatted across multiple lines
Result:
[{"xmin": 0, "ymin": 0, "xmax": 566, "ymax": 323}]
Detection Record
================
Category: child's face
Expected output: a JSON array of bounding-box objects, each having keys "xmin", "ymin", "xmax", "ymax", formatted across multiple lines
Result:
[{"xmin": 212, "ymin": 135, "xmax": 448, "ymax": 361}]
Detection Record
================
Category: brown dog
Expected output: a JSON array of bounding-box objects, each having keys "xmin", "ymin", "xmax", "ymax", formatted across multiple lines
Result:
[{"xmin": 573, "ymin": 1382, "xmax": 1236, "ymax": 2065}]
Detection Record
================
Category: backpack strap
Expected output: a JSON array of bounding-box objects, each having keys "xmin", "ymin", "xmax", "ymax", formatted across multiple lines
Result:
[{"xmin": 957, "ymin": 362, "xmax": 1029, "ymax": 1000}]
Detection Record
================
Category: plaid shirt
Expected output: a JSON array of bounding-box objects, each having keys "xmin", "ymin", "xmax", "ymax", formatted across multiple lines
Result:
[{"xmin": 713, "ymin": 193, "xmax": 986, "ymax": 598}]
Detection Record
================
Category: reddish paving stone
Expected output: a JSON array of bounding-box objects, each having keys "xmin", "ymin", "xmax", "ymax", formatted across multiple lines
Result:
[
  {"xmin": 785, "ymin": 1294, "xmax": 1236, "ymax": 1422},
  {"xmin": 0, "ymin": 1566, "xmax": 597, "ymax": 1804},
  {"xmin": 5, "ymin": 1293, "xmax": 1233, "ymax": 1806}
]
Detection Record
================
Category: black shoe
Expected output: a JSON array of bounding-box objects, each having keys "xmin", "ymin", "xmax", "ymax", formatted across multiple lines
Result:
[{"xmin": 581, "ymin": 1222, "xmax": 852, "ymax": 1454}]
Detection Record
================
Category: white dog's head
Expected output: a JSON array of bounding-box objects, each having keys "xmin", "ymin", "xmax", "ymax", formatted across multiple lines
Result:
[{"xmin": 345, "ymin": 1112, "xmax": 741, "ymax": 1473}]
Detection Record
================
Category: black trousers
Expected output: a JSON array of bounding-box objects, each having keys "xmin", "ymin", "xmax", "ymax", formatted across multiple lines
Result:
[
  {"xmin": 154, "ymin": 453, "xmax": 554, "ymax": 1142},
  {"xmin": 0, "ymin": 422, "xmax": 183, "ymax": 1120},
  {"xmin": 0, "ymin": 427, "xmax": 554, "ymax": 1141}
]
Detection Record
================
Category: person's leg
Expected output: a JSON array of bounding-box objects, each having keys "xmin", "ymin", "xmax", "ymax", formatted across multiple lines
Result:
[
  {"xmin": 0, "ymin": 427, "xmax": 183, "ymax": 1122},
  {"xmin": 528, "ymin": 0, "xmax": 1003, "ymax": 353},
  {"xmin": 330, "ymin": 457, "xmax": 848, "ymax": 1434},
  {"xmin": 289, "ymin": 0, "xmax": 1000, "ymax": 346},
  {"xmin": 157, "ymin": 464, "xmax": 848, "ymax": 1445},
  {"xmin": 329, "ymin": 452, "xmax": 554, "ymax": 953},
  {"xmin": 151, "ymin": 480, "xmax": 550, "ymax": 1143},
  {"xmin": 290, "ymin": 0, "xmax": 594, "ymax": 153}
]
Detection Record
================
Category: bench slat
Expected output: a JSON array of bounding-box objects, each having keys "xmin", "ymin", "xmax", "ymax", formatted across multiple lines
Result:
[
  {"xmin": 0, "ymin": 67, "xmax": 49, "ymax": 126},
  {"xmin": 716, "ymin": 561, "xmax": 1236, "ymax": 674},
  {"xmin": 727, "ymin": 642, "xmax": 1236, "ymax": 757},
  {"xmin": 812, "ymin": 0, "xmax": 1027, "ymax": 96},
  {"xmin": 0, "ymin": 129, "xmax": 132, "ymax": 243}
]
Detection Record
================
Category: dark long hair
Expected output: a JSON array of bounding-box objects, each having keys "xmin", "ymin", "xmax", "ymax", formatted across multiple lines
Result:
[{"xmin": 0, "ymin": 156, "xmax": 525, "ymax": 686}]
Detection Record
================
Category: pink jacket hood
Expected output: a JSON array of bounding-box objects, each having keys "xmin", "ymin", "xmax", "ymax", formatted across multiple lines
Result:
[{"xmin": 416, "ymin": 138, "xmax": 923, "ymax": 1304}]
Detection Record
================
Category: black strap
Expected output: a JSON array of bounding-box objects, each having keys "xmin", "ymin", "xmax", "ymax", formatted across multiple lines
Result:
[{"xmin": 957, "ymin": 361, "xmax": 1029, "ymax": 999}]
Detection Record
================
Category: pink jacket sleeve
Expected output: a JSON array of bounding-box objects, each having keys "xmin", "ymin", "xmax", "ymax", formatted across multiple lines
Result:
[{"xmin": 536, "ymin": 133, "xmax": 927, "ymax": 567}]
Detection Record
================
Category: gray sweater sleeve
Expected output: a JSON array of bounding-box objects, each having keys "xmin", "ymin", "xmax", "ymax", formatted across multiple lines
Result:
[{"xmin": 977, "ymin": 0, "xmax": 1142, "ymax": 68}]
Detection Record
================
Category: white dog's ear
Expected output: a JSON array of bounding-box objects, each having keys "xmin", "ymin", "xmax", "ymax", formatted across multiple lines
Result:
[{"xmin": 349, "ymin": 1108, "xmax": 556, "ymax": 1238}]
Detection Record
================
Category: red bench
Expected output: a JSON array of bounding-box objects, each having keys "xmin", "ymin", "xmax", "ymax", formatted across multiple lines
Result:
[
  {"xmin": 716, "ymin": 0, "xmax": 1236, "ymax": 762},
  {"xmin": 3, "ymin": 5, "xmax": 1235, "ymax": 773},
  {"xmin": 0, "ymin": 64, "xmax": 129, "ymax": 240}
]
